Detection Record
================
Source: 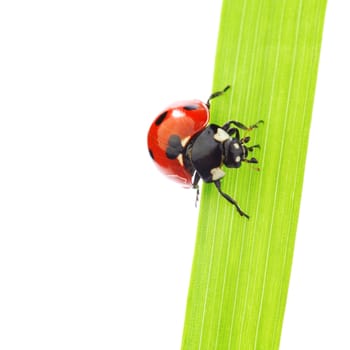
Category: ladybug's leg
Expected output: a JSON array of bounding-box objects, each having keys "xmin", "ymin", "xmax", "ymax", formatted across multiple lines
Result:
[
  {"xmin": 244, "ymin": 157, "xmax": 258, "ymax": 164},
  {"xmin": 231, "ymin": 120, "xmax": 264, "ymax": 131},
  {"xmin": 206, "ymin": 85, "xmax": 231, "ymax": 108},
  {"xmin": 244, "ymin": 157, "xmax": 260, "ymax": 171},
  {"xmin": 221, "ymin": 120, "xmax": 263, "ymax": 137},
  {"xmin": 246, "ymin": 145, "xmax": 260, "ymax": 152},
  {"xmin": 221, "ymin": 122, "xmax": 240, "ymax": 139},
  {"xmin": 240, "ymin": 136, "xmax": 260, "ymax": 152},
  {"xmin": 214, "ymin": 180, "xmax": 249, "ymax": 219},
  {"xmin": 192, "ymin": 172, "xmax": 201, "ymax": 207}
]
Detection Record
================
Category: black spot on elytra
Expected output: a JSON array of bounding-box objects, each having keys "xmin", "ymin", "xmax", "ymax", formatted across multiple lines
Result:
[
  {"xmin": 155, "ymin": 111, "xmax": 168, "ymax": 126},
  {"xmin": 148, "ymin": 149, "xmax": 154, "ymax": 159},
  {"xmin": 184, "ymin": 104, "xmax": 199, "ymax": 111},
  {"xmin": 166, "ymin": 135, "xmax": 183, "ymax": 159}
]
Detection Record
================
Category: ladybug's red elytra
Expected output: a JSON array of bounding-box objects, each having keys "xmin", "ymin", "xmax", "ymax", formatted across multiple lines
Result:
[{"xmin": 147, "ymin": 86, "xmax": 263, "ymax": 219}]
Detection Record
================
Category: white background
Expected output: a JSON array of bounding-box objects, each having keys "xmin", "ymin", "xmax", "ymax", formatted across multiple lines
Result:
[{"xmin": 0, "ymin": 1, "xmax": 349, "ymax": 349}]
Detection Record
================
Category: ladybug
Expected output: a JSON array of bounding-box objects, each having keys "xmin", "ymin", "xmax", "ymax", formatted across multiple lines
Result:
[{"xmin": 147, "ymin": 85, "xmax": 263, "ymax": 218}]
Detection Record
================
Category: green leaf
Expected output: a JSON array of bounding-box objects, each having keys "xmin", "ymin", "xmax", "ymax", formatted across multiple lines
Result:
[{"xmin": 181, "ymin": 0, "xmax": 327, "ymax": 349}]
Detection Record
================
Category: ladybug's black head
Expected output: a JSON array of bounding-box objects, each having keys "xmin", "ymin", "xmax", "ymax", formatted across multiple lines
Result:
[
  {"xmin": 223, "ymin": 135, "xmax": 260, "ymax": 169},
  {"xmin": 223, "ymin": 139, "xmax": 246, "ymax": 168}
]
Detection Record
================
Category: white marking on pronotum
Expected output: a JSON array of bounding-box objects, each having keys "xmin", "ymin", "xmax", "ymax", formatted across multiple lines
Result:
[
  {"xmin": 233, "ymin": 142, "xmax": 240, "ymax": 149},
  {"xmin": 210, "ymin": 167, "xmax": 225, "ymax": 181},
  {"xmin": 214, "ymin": 128, "xmax": 230, "ymax": 143},
  {"xmin": 235, "ymin": 156, "xmax": 241, "ymax": 163}
]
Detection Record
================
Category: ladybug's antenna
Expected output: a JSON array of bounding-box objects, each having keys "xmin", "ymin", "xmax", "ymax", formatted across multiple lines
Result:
[{"xmin": 206, "ymin": 85, "xmax": 231, "ymax": 108}]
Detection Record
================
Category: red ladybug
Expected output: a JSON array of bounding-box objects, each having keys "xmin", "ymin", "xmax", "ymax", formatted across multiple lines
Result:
[{"xmin": 147, "ymin": 86, "xmax": 263, "ymax": 218}]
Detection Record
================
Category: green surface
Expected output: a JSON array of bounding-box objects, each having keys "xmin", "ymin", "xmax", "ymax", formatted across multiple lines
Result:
[{"xmin": 182, "ymin": 0, "xmax": 327, "ymax": 349}]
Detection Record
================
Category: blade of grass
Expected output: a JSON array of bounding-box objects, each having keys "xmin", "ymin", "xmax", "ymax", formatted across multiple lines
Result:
[{"xmin": 181, "ymin": 0, "xmax": 327, "ymax": 349}]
